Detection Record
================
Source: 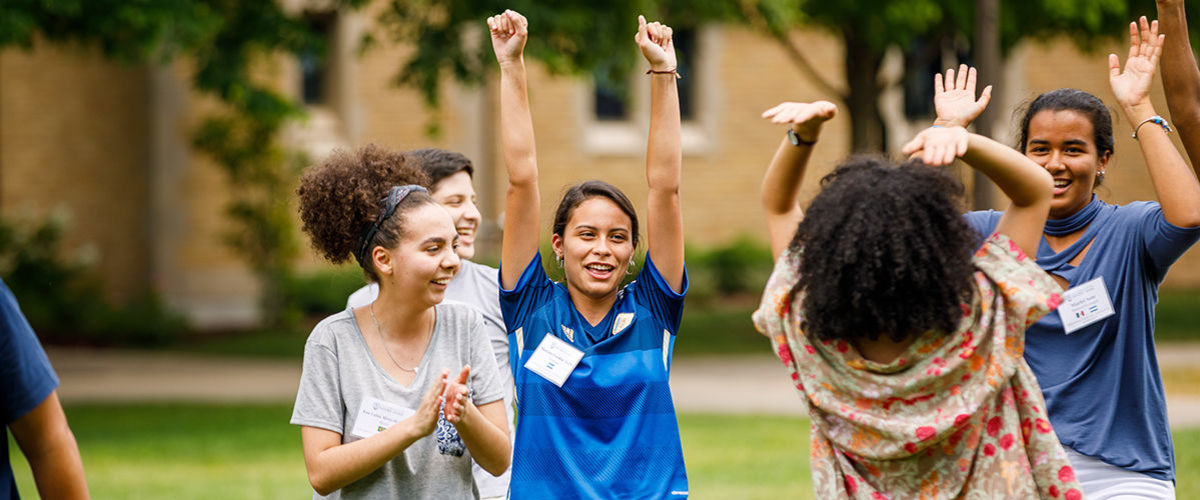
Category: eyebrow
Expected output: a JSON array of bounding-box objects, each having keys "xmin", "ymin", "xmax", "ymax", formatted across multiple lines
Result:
[
  {"xmin": 573, "ymin": 225, "xmax": 628, "ymax": 233},
  {"xmin": 421, "ymin": 236, "xmax": 450, "ymax": 246}
]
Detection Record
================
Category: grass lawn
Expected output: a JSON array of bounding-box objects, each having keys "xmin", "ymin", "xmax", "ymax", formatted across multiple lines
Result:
[{"xmin": 9, "ymin": 404, "xmax": 1200, "ymax": 499}]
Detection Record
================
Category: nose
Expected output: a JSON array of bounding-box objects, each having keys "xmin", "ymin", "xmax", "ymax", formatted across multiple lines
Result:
[
  {"xmin": 1043, "ymin": 151, "xmax": 1066, "ymax": 174},
  {"xmin": 443, "ymin": 247, "xmax": 461, "ymax": 271},
  {"xmin": 464, "ymin": 200, "xmax": 481, "ymax": 224}
]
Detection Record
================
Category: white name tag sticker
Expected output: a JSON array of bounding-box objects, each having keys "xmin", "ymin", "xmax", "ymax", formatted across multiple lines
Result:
[
  {"xmin": 351, "ymin": 397, "xmax": 415, "ymax": 439},
  {"xmin": 1057, "ymin": 277, "xmax": 1116, "ymax": 334},
  {"xmin": 523, "ymin": 334, "xmax": 585, "ymax": 387}
]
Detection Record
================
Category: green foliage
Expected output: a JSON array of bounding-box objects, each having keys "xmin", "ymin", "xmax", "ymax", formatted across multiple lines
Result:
[
  {"xmin": 0, "ymin": 212, "xmax": 187, "ymax": 346},
  {"xmin": 282, "ymin": 266, "xmax": 367, "ymax": 317},
  {"xmin": 685, "ymin": 236, "xmax": 775, "ymax": 303}
]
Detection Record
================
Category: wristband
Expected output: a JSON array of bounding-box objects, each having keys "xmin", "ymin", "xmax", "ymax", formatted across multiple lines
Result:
[
  {"xmin": 1132, "ymin": 115, "xmax": 1172, "ymax": 140},
  {"xmin": 787, "ymin": 128, "xmax": 816, "ymax": 147},
  {"xmin": 645, "ymin": 68, "xmax": 681, "ymax": 79}
]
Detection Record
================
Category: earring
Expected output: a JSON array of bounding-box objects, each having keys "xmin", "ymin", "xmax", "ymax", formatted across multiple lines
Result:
[
  {"xmin": 555, "ymin": 254, "xmax": 563, "ymax": 267},
  {"xmin": 626, "ymin": 258, "xmax": 637, "ymax": 275}
]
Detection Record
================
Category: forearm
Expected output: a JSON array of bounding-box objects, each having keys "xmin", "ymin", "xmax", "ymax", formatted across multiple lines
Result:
[
  {"xmin": 499, "ymin": 59, "xmax": 538, "ymax": 187},
  {"xmin": 1158, "ymin": 1, "xmax": 1200, "ymax": 167},
  {"xmin": 646, "ymin": 73, "xmax": 682, "ymax": 194},
  {"xmin": 11, "ymin": 392, "xmax": 89, "ymax": 499},
  {"xmin": 1127, "ymin": 102, "xmax": 1200, "ymax": 226},
  {"xmin": 961, "ymin": 133, "xmax": 1052, "ymax": 208},
  {"xmin": 761, "ymin": 132, "xmax": 816, "ymax": 257},
  {"xmin": 302, "ymin": 422, "xmax": 424, "ymax": 495},
  {"xmin": 453, "ymin": 401, "xmax": 511, "ymax": 476}
]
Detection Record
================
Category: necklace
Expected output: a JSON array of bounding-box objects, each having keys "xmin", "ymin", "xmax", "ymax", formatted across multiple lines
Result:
[{"xmin": 369, "ymin": 302, "xmax": 428, "ymax": 374}]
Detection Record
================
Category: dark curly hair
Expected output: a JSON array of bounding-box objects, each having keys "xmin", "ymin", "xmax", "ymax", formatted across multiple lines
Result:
[
  {"xmin": 406, "ymin": 148, "xmax": 474, "ymax": 186},
  {"xmin": 1016, "ymin": 88, "xmax": 1114, "ymax": 187},
  {"xmin": 297, "ymin": 144, "xmax": 433, "ymax": 282},
  {"xmin": 552, "ymin": 180, "xmax": 640, "ymax": 248},
  {"xmin": 788, "ymin": 156, "xmax": 977, "ymax": 344}
]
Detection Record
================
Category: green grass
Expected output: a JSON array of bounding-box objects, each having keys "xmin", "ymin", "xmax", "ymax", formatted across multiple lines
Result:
[
  {"xmin": 1155, "ymin": 289, "xmax": 1200, "ymax": 342},
  {"xmin": 11, "ymin": 404, "xmax": 1200, "ymax": 498}
]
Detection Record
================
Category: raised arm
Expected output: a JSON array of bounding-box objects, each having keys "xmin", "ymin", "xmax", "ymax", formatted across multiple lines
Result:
[
  {"xmin": 902, "ymin": 127, "xmax": 1053, "ymax": 256},
  {"xmin": 489, "ymin": 10, "xmax": 541, "ymax": 288},
  {"xmin": 1112, "ymin": 17, "xmax": 1200, "ymax": 227},
  {"xmin": 932, "ymin": 64, "xmax": 993, "ymax": 129},
  {"xmin": 758, "ymin": 101, "xmax": 837, "ymax": 258},
  {"xmin": 1156, "ymin": 1, "xmax": 1200, "ymax": 168},
  {"xmin": 636, "ymin": 16, "xmax": 685, "ymax": 291}
]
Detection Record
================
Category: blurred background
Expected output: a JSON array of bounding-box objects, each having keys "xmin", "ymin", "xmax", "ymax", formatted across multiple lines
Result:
[{"xmin": 3, "ymin": 0, "xmax": 1200, "ymax": 498}]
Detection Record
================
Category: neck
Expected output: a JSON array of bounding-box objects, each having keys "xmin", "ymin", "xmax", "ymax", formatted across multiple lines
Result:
[
  {"xmin": 567, "ymin": 285, "xmax": 618, "ymax": 326},
  {"xmin": 373, "ymin": 285, "xmax": 435, "ymax": 339}
]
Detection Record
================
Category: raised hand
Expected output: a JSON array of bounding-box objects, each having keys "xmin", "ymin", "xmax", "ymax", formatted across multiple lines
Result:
[
  {"xmin": 901, "ymin": 126, "xmax": 970, "ymax": 167},
  {"xmin": 409, "ymin": 369, "xmax": 448, "ymax": 436},
  {"xmin": 488, "ymin": 9, "xmax": 528, "ymax": 65},
  {"xmin": 933, "ymin": 64, "xmax": 992, "ymax": 128},
  {"xmin": 442, "ymin": 365, "xmax": 471, "ymax": 424},
  {"xmin": 761, "ymin": 100, "xmax": 837, "ymax": 143},
  {"xmin": 635, "ymin": 15, "xmax": 676, "ymax": 71},
  {"xmin": 1110, "ymin": 16, "xmax": 1164, "ymax": 110}
]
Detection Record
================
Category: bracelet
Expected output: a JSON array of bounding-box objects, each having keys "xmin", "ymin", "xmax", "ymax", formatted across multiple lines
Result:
[
  {"xmin": 645, "ymin": 68, "xmax": 681, "ymax": 79},
  {"xmin": 787, "ymin": 128, "xmax": 816, "ymax": 147},
  {"xmin": 1132, "ymin": 115, "xmax": 1172, "ymax": 140}
]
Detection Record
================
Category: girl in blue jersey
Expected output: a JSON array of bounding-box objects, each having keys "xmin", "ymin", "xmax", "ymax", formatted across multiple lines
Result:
[
  {"xmin": 936, "ymin": 18, "xmax": 1200, "ymax": 498},
  {"xmin": 488, "ymin": 9, "xmax": 690, "ymax": 498}
]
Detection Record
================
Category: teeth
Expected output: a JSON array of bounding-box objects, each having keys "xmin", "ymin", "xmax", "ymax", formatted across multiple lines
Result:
[
  {"xmin": 1054, "ymin": 179, "xmax": 1070, "ymax": 187},
  {"xmin": 587, "ymin": 264, "xmax": 614, "ymax": 272}
]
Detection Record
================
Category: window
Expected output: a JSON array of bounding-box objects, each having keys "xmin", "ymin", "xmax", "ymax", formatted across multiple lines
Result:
[{"xmin": 300, "ymin": 11, "xmax": 337, "ymax": 106}]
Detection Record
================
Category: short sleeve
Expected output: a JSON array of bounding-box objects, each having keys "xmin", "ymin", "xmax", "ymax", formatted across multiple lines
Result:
[
  {"xmin": 290, "ymin": 332, "xmax": 345, "ymax": 433},
  {"xmin": 751, "ymin": 245, "xmax": 803, "ymax": 340},
  {"xmin": 498, "ymin": 253, "xmax": 555, "ymax": 334},
  {"xmin": 972, "ymin": 233, "xmax": 1064, "ymax": 330},
  {"xmin": 1133, "ymin": 201, "xmax": 1200, "ymax": 277},
  {"xmin": 465, "ymin": 312, "xmax": 505, "ymax": 407},
  {"xmin": 628, "ymin": 256, "xmax": 688, "ymax": 333},
  {"xmin": 0, "ymin": 279, "xmax": 58, "ymax": 424},
  {"xmin": 964, "ymin": 210, "xmax": 1003, "ymax": 242}
]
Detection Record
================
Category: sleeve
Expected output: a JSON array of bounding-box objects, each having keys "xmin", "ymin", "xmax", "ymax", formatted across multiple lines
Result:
[
  {"xmin": 1133, "ymin": 201, "xmax": 1200, "ymax": 278},
  {"xmin": 290, "ymin": 331, "xmax": 345, "ymax": 434},
  {"xmin": 0, "ymin": 279, "xmax": 59, "ymax": 425},
  {"xmin": 972, "ymin": 232, "xmax": 1064, "ymax": 330},
  {"xmin": 498, "ymin": 252, "xmax": 554, "ymax": 334},
  {"xmin": 629, "ymin": 256, "xmax": 688, "ymax": 333},
  {"xmin": 964, "ymin": 210, "xmax": 1003, "ymax": 243},
  {"xmin": 465, "ymin": 311, "xmax": 505, "ymax": 407},
  {"xmin": 751, "ymin": 245, "xmax": 803, "ymax": 339}
]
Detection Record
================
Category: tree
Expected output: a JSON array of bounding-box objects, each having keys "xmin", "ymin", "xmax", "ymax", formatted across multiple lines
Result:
[
  {"xmin": 376, "ymin": 0, "xmax": 1192, "ymax": 153},
  {"xmin": 0, "ymin": 0, "xmax": 362, "ymax": 328}
]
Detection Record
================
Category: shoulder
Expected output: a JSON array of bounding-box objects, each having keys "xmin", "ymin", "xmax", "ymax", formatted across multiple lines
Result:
[
  {"xmin": 305, "ymin": 309, "xmax": 358, "ymax": 349},
  {"xmin": 462, "ymin": 260, "xmax": 499, "ymax": 281},
  {"xmin": 435, "ymin": 302, "xmax": 484, "ymax": 329}
]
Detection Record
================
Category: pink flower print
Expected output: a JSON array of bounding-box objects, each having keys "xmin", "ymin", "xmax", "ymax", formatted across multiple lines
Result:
[
  {"xmin": 925, "ymin": 357, "xmax": 946, "ymax": 376},
  {"xmin": 904, "ymin": 442, "xmax": 918, "ymax": 454},
  {"xmin": 986, "ymin": 416, "xmax": 1002, "ymax": 437},
  {"xmin": 954, "ymin": 413, "xmax": 971, "ymax": 427},
  {"xmin": 1058, "ymin": 466, "xmax": 1076, "ymax": 483},
  {"xmin": 776, "ymin": 343, "xmax": 794, "ymax": 365},
  {"xmin": 983, "ymin": 443, "xmax": 996, "ymax": 456},
  {"xmin": 835, "ymin": 340, "xmax": 850, "ymax": 353},
  {"xmin": 1049, "ymin": 485, "xmax": 1059, "ymax": 498},
  {"xmin": 871, "ymin": 493, "xmax": 889, "ymax": 500},
  {"xmin": 1036, "ymin": 418, "xmax": 1052, "ymax": 434},
  {"xmin": 1020, "ymin": 418, "xmax": 1032, "ymax": 442},
  {"xmin": 1065, "ymin": 490, "xmax": 1082, "ymax": 500},
  {"xmin": 999, "ymin": 433, "xmax": 1014, "ymax": 450},
  {"xmin": 1047, "ymin": 292, "xmax": 1063, "ymax": 310},
  {"xmin": 804, "ymin": 344, "xmax": 816, "ymax": 354},
  {"xmin": 915, "ymin": 426, "xmax": 936, "ymax": 441}
]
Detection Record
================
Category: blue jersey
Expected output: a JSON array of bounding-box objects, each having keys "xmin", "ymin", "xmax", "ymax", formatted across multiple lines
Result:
[{"xmin": 500, "ymin": 254, "xmax": 689, "ymax": 499}]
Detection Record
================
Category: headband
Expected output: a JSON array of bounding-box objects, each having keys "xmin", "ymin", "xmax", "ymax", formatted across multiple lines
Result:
[{"xmin": 355, "ymin": 184, "xmax": 428, "ymax": 266}]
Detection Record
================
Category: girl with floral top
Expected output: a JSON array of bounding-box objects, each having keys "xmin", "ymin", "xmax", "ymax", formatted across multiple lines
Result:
[{"xmin": 752, "ymin": 101, "xmax": 1083, "ymax": 499}]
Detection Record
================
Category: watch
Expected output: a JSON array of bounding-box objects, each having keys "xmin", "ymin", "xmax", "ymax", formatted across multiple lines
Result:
[{"xmin": 787, "ymin": 128, "xmax": 816, "ymax": 147}]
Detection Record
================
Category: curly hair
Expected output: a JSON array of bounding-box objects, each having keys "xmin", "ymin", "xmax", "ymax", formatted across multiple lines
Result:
[
  {"xmin": 788, "ymin": 156, "xmax": 978, "ymax": 344},
  {"xmin": 297, "ymin": 144, "xmax": 433, "ymax": 282}
]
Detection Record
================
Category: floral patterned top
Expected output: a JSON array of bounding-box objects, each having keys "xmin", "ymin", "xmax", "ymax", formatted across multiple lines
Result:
[{"xmin": 752, "ymin": 233, "xmax": 1085, "ymax": 499}]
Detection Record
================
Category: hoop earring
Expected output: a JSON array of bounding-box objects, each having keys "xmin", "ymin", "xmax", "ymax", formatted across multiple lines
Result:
[
  {"xmin": 626, "ymin": 258, "xmax": 636, "ymax": 275},
  {"xmin": 555, "ymin": 254, "xmax": 563, "ymax": 268}
]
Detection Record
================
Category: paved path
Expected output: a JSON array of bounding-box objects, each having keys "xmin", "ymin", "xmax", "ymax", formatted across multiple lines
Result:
[{"xmin": 46, "ymin": 344, "xmax": 1200, "ymax": 428}]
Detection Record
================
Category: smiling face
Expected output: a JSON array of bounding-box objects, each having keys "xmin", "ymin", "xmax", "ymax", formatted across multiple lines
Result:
[
  {"xmin": 375, "ymin": 203, "xmax": 461, "ymax": 308},
  {"xmin": 430, "ymin": 171, "xmax": 481, "ymax": 259},
  {"xmin": 551, "ymin": 197, "xmax": 635, "ymax": 304},
  {"xmin": 1023, "ymin": 109, "xmax": 1111, "ymax": 219}
]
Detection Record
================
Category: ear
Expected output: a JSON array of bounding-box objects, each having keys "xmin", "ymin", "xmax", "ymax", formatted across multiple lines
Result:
[
  {"xmin": 1098, "ymin": 149, "xmax": 1112, "ymax": 172},
  {"xmin": 372, "ymin": 246, "xmax": 394, "ymax": 276},
  {"xmin": 550, "ymin": 233, "xmax": 564, "ymax": 260}
]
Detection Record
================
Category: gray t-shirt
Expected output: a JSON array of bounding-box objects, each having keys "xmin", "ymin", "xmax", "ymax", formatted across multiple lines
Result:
[
  {"xmin": 291, "ymin": 302, "xmax": 504, "ymax": 499},
  {"xmin": 346, "ymin": 260, "xmax": 513, "ymax": 497}
]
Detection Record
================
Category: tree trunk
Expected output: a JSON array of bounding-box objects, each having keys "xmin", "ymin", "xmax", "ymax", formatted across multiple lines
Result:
[
  {"xmin": 843, "ymin": 30, "xmax": 886, "ymax": 153},
  {"xmin": 973, "ymin": 0, "xmax": 1001, "ymax": 209}
]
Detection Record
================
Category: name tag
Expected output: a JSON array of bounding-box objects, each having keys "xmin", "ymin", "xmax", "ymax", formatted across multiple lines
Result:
[
  {"xmin": 1057, "ymin": 277, "xmax": 1116, "ymax": 334},
  {"xmin": 350, "ymin": 396, "xmax": 416, "ymax": 439},
  {"xmin": 523, "ymin": 334, "xmax": 585, "ymax": 387}
]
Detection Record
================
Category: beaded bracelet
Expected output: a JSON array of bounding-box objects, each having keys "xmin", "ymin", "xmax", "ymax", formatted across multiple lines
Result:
[{"xmin": 1132, "ymin": 115, "xmax": 1172, "ymax": 140}]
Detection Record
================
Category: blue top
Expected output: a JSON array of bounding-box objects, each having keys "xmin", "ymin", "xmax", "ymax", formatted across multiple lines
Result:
[
  {"xmin": 500, "ymin": 254, "xmax": 689, "ymax": 499},
  {"xmin": 1, "ymin": 278, "xmax": 60, "ymax": 500},
  {"xmin": 966, "ymin": 199, "xmax": 1200, "ymax": 481}
]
